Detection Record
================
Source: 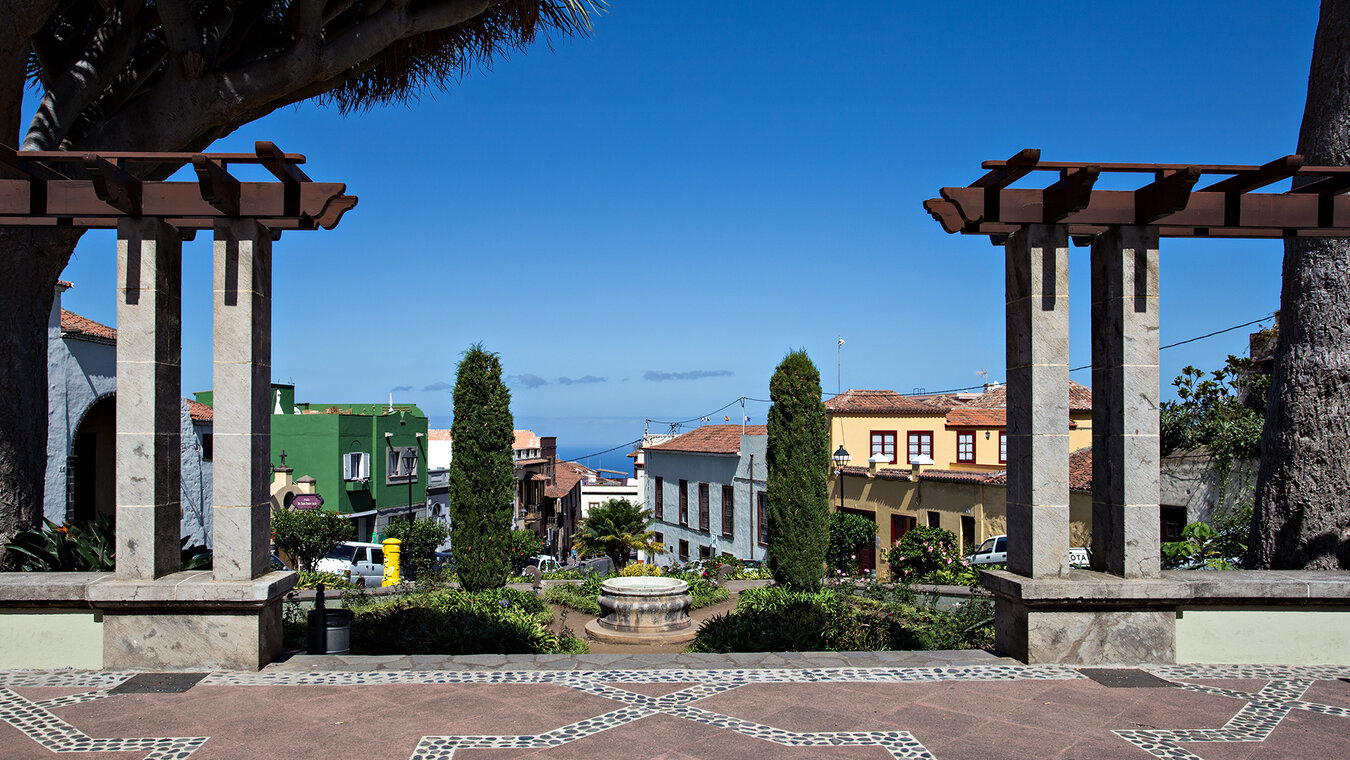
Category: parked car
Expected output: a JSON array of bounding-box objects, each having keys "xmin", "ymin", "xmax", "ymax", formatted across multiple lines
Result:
[
  {"xmin": 270, "ymin": 553, "xmax": 291, "ymax": 572},
  {"xmin": 527, "ymin": 555, "xmax": 561, "ymax": 574},
  {"xmin": 314, "ymin": 542, "xmax": 385, "ymax": 587},
  {"xmin": 967, "ymin": 534, "xmax": 1090, "ymax": 568}
]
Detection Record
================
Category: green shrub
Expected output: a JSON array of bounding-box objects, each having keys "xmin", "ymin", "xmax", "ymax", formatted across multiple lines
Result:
[
  {"xmin": 689, "ymin": 587, "xmax": 892, "ymax": 653},
  {"xmin": 295, "ymin": 570, "xmax": 352, "ymax": 590},
  {"xmin": 766, "ymin": 350, "xmax": 831, "ymax": 591},
  {"xmin": 690, "ymin": 584, "xmax": 993, "ymax": 653},
  {"xmin": 544, "ymin": 582, "xmax": 602, "ymax": 615},
  {"xmin": 828, "ymin": 511, "xmax": 877, "ymax": 575},
  {"xmin": 4, "ymin": 515, "xmax": 115, "ymax": 571},
  {"xmin": 381, "ymin": 518, "xmax": 450, "ymax": 581},
  {"xmin": 272, "ymin": 508, "xmax": 354, "ymax": 572},
  {"xmin": 620, "ymin": 562, "xmax": 662, "ymax": 576},
  {"xmin": 886, "ymin": 526, "xmax": 966, "ymax": 582},
  {"xmin": 349, "ymin": 587, "xmax": 584, "ymax": 655},
  {"xmin": 509, "ymin": 529, "xmax": 546, "ymax": 573}
]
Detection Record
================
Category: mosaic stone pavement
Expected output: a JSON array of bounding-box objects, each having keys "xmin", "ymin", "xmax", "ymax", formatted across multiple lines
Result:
[
  {"xmin": 0, "ymin": 686, "xmax": 206, "ymax": 758},
  {"xmin": 0, "ymin": 663, "xmax": 1347, "ymax": 759}
]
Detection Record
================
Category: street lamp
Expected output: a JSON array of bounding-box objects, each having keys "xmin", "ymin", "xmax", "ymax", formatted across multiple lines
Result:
[{"xmin": 832, "ymin": 445, "xmax": 850, "ymax": 511}]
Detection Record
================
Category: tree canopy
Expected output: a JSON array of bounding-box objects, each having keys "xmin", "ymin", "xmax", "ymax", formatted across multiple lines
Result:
[{"xmin": 572, "ymin": 498, "xmax": 661, "ymax": 570}]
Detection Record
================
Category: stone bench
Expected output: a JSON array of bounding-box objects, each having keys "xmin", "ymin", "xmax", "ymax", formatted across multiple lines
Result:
[
  {"xmin": 0, "ymin": 570, "xmax": 295, "ymax": 670},
  {"xmin": 983, "ymin": 569, "xmax": 1350, "ymax": 665}
]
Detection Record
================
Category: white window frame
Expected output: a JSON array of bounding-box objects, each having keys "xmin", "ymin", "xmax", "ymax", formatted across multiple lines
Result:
[{"xmin": 343, "ymin": 452, "xmax": 370, "ymax": 481}]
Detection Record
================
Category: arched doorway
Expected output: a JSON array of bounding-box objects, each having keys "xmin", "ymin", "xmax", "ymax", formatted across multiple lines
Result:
[{"xmin": 68, "ymin": 394, "xmax": 115, "ymax": 524}]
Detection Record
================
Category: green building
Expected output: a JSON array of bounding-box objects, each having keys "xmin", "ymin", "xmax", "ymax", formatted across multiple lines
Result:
[{"xmin": 195, "ymin": 383, "xmax": 429, "ymax": 541}]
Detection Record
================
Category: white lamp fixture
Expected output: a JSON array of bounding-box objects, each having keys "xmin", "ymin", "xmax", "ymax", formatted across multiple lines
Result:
[{"xmin": 832, "ymin": 445, "xmax": 850, "ymax": 466}]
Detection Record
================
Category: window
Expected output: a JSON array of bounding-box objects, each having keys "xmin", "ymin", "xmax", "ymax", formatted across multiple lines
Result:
[
  {"xmin": 869, "ymin": 430, "xmax": 897, "ymax": 464},
  {"xmin": 343, "ymin": 451, "xmax": 370, "ymax": 481},
  {"xmin": 698, "ymin": 545, "xmax": 711, "ymax": 560},
  {"xmin": 757, "ymin": 491, "xmax": 768, "ymax": 546},
  {"xmin": 927, "ymin": 511, "xmax": 941, "ymax": 528},
  {"xmin": 655, "ymin": 531, "xmax": 664, "ymax": 546},
  {"xmin": 386, "ymin": 446, "xmax": 417, "ymax": 484},
  {"xmin": 999, "ymin": 431, "xmax": 1007, "ymax": 464},
  {"xmin": 679, "ymin": 479, "xmax": 689, "ymax": 526},
  {"xmin": 957, "ymin": 430, "xmax": 976, "ymax": 463},
  {"xmin": 678, "ymin": 539, "xmax": 689, "ymax": 562},
  {"xmin": 201, "ymin": 433, "xmax": 213, "ymax": 461},
  {"xmin": 906, "ymin": 431, "xmax": 933, "ymax": 463},
  {"xmin": 721, "ymin": 485, "xmax": 735, "ymax": 538},
  {"xmin": 698, "ymin": 483, "xmax": 710, "ymax": 532},
  {"xmin": 654, "ymin": 477, "xmax": 664, "ymax": 520}
]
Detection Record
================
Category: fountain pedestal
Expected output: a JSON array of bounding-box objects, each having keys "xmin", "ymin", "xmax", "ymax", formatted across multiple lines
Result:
[{"xmin": 583, "ymin": 576, "xmax": 698, "ymax": 645}]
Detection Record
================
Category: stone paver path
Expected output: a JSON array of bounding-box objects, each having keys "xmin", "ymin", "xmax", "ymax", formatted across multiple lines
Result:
[{"xmin": 2, "ymin": 655, "xmax": 1347, "ymax": 759}]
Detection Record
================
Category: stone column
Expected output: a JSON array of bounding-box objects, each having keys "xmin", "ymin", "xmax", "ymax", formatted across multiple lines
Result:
[
  {"xmin": 1005, "ymin": 224, "xmax": 1071, "ymax": 578},
  {"xmin": 115, "ymin": 218, "xmax": 183, "ymax": 579},
  {"xmin": 212, "ymin": 219, "xmax": 272, "ymax": 581},
  {"xmin": 1090, "ymin": 226, "xmax": 1161, "ymax": 578}
]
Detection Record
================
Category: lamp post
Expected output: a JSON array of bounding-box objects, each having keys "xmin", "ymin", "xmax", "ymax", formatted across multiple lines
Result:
[{"xmin": 832, "ymin": 445, "xmax": 850, "ymax": 511}]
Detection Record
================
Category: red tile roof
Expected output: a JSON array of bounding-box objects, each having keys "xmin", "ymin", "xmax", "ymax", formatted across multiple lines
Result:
[
  {"xmin": 825, "ymin": 390, "xmax": 954, "ymax": 415},
  {"xmin": 918, "ymin": 469, "xmax": 996, "ymax": 485},
  {"xmin": 428, "ymin": 429, "xmax": 452, "ymax": 441},
  {"xmin": 980, "ymin": 447, "xmax": 1093, "ymax": 492},
  {"xmin": 513, "ymin": 429, "xmax": 539, "ymax": 450},
  {"xmin": 185, "ymin": 398, "xmax": 213, "ymax": 423},
  {"xmin": 964, "ymin": 381, "xmax": 1093, "ymax": 412},
  {"xmin": 60, "ymin": 309, "xmax": 116, "ymax": 343},
  {"xmin": 645, "ymin": 424, "xmax": 767, "ymax": 455},
  {"xmin": 945, "ymin": 408, "xmax": 1008, "ymax": 428},
  {"xmin": 546, "ymin": 461, "xmax": 586, "ymax": 499},
  {"xmin": 837, "ymin": 465, "xmax": 913, "ymax": 482}
]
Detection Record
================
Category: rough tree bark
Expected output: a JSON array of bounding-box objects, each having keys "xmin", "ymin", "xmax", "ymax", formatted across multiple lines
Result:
[{"xmin": 1249, "ymin": 0, "xmax": 1350, "ymax": 569}]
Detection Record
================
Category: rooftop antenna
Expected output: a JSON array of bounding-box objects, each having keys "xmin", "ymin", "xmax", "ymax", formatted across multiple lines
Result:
[{"xmin": 837, "ymin": 336, "xmax": 844, "ymax": 395}]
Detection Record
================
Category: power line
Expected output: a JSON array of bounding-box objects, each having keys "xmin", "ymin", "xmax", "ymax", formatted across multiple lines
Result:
[
  {"xmin": 636, "ymin": 313, "xmax": 1275, "ymax": 435},
  {"xmin": 912, "ymin": 312, "xmax": 1277, "ymax": 395},
  {"xmin": 567, "ymin": 437, "xmax": 644, "ymax": 462}
]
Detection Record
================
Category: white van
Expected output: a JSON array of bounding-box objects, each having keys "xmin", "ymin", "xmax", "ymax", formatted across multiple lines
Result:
[
  {"xmin": 315, "ymin": 542, "xmax": 385, "ymax": 587},
  {"xmin": 968, "ymin": 535, "xmax": 1090, "ymax": 568}
]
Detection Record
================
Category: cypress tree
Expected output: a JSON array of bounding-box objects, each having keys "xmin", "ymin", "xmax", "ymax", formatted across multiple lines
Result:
[
  {"xmin": 449, "ymin": 344, "xmax": 516, "ymax": 591},
  {"xmin": 766, "ymin": 350, "xmax": 830, "ymax": 591}
]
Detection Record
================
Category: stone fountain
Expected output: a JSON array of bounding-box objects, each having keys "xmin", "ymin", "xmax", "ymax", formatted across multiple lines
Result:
[{"xmin": 583, "ymin": 576, "xmax": 697, "ymax": 645}]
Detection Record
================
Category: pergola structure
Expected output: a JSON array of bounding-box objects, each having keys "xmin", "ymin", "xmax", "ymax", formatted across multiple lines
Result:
[
  {"xmin": 925, "ymin": 150, "xmax": 1350, "ymax": 665},
  {"xmin": 1, "ymin": 143, "xmax": 355, "ymax": 669}
]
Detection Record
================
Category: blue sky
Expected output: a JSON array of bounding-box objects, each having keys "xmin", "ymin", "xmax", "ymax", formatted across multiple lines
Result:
[{"xmin": 55, "ymin": 2, "xmax": 1313, "ymax": 452}]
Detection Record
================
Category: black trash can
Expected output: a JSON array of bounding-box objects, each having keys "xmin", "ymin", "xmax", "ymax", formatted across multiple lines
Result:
[{"xmin": 308, "ymin": 607, "xmax": 353, "ymax": 654}]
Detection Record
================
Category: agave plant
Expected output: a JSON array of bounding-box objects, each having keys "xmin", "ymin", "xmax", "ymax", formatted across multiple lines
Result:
[{"xmin": 5, "ymin": 514, "xmax": 115, "ymax": 571}]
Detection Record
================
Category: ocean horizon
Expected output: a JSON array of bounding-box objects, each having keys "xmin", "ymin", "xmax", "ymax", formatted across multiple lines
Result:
[{"xmin": 554, "ymin": 443, "xmax": 637, "ymax": 479}]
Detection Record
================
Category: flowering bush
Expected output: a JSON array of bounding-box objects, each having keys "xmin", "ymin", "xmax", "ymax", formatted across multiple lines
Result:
[
  {"xmin": 620, "ymin": 562, "xmax": 662, "ymax": 577},
  {"xmin": 885, "ymin": 526, "xmax": 968, "ymax": 583},
  {"xmin": 827, "ymin": 511, "xmax": 877, "ymax": 575}
]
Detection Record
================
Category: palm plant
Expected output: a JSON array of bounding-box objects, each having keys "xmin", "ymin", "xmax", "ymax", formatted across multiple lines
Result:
[
  {"xmin": 4, "ymin": 514, "xmax": 115, "ymax": 571},
  {"xmin": 572, "ymin": 499, "xmax": 664, "ymax": 570}
]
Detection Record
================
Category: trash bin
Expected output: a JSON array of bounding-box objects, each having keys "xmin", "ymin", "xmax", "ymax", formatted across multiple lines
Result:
[
  {"xmin": 308, "ymin": 607, "xmax": 353, "ymax": 654},
  {"xmin": 306, "ymin": 583, "xmax": 353, "ymax": 655}
]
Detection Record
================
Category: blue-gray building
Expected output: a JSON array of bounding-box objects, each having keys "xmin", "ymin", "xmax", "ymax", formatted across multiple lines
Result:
[
  {"xmin": 643, "ymin": 424, "xmax": 768, "ymax": 566},
  {"xmin": 45, "ymin": 283, "xmax": 214, "ymax": 546}
]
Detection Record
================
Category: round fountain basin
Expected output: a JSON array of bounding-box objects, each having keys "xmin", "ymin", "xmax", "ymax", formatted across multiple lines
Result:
[{"xmin": 584, "ymin": 575, "xmax": 697, "ymax": 644}]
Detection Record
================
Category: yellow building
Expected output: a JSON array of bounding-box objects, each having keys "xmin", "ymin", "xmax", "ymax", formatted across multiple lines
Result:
[{"xmin": 825, "ymin": 382, "xmax": 1094, "ymax": 577}]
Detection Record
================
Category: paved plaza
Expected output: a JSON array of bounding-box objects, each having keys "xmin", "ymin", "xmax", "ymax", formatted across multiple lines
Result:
[{"xmin": 1, "ymin": 652, "xmax": 1347, "ymax": 759}]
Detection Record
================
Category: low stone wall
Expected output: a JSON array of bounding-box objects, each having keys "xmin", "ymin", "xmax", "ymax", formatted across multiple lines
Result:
[
  {"xmin": 0, "ymin": 570, "xmax": 296, "ymax": 671},
  {"xmin": 983, "ymin": 569, "xmax": 1350, "ymax": 665}
]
